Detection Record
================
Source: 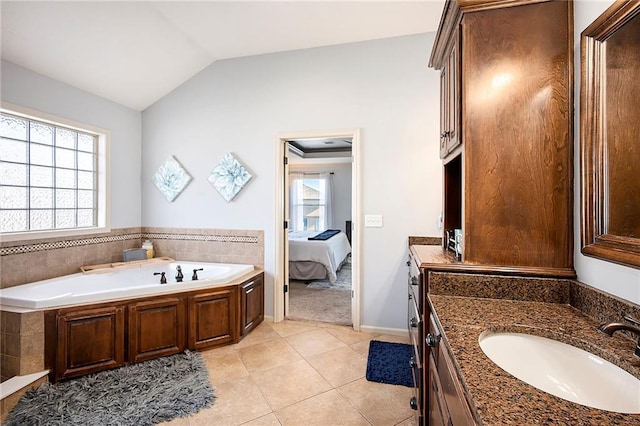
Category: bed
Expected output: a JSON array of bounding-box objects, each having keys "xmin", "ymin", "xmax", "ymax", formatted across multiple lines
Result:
[{"xmin": 288, "ymin": 230, "xmax": 351, "ymax": 283}]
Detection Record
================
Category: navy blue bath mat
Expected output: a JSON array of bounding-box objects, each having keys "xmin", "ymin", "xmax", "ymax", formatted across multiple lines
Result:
[{"xmin": 365, "ymin": 340, "xmax": 414, "ymax": 387}]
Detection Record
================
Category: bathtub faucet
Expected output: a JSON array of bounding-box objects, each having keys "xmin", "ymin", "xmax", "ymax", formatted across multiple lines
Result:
[
  {"xmin": 192, "ymin": 268, "xmax": 203, "ymax": 281},
  {"xmin": 175, "ymin": 265, "xmax": 184, "ymax": 282},
  {"xmin": 153, "ymin": 272, "xmax": 167, "ymax": 284}
]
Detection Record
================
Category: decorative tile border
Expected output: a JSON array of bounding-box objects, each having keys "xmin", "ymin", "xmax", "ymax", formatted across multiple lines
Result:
[
  {"xmin": 1, "ymin": 231, "xmax": 259, "ymax": 256},
  {"xmin": 0, "ymin": 233, "xmax": 142, "ymax": 256},
  {"xmin": 142, "ymin": 233, "xmax": 258, "ymax": 244}
]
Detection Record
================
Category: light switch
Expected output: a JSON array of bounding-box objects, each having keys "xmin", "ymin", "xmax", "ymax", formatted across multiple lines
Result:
[{"xmin": 364, "ymin": 215, "xmax": 383, "ymax": 227}]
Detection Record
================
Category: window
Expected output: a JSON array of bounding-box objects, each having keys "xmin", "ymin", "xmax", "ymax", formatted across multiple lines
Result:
[
  {"xmin": 0, "ymin": 105, "xmax": 109, "ymax": 240},
  {"xmin": 290, "ymin": 173, "xmax": 333, "ymax": 232}
]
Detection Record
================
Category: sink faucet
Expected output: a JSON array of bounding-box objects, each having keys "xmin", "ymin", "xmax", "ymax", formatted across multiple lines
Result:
[{"xmin": 598, "ymin": 315, "xmax": 640, "ymax": 357}]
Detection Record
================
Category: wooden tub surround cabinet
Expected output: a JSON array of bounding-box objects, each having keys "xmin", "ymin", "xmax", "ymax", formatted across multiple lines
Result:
[{"xmin": 44, "ymin": 271, "xmax": 264, "ymax": 382}]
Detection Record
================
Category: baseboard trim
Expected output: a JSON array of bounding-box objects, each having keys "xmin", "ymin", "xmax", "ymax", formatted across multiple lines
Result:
[{"xmin": 360, "ymin": 325, "xmax": 409, "ymax": 337}]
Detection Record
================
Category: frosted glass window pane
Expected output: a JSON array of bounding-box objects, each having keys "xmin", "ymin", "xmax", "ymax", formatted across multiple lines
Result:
[
  {"xmin": 77, "ymin": 152, "xmax": 94, "ymax": 171},
  {"xmin": 30, "ymin": 165, "xmax": 53, "ymax": 187},
  {"xmin": 56, "ymin": 168, "xmax": 76, "ymax": 189},
  {"xmin": 0, "ymin": 138, "xmax": 27, "ymax": 163},
  {"xmin": 77, "ymin": 171, "xmax": 93, "ymax": 189},
  {"xmin": 0, "ymin": 115, "xmax": 27, "ymax": 140},
  {"xmin": 30, "ymin": 188, "xmax": 53, "ymax": 208},
  {"xmin": 30, "ymin": 122, "xmax": 53, "ymax": 145},
  {"xmin": 0, "ymin": 210, "xmax": 27, "ymax": 232},
  {"xmin": 78, "ymin": 209, "xmax": 94, "ymax": 227},
  {"xmin": 55, "ymin": 148, "xmax": 75, "ymax": 169},
  {"xmin": 0, "ymin": 162, "xmax": 27, "ymax": 186},
  {"xmin": 56, "ymin": 189, "xmax": 76, "ymax": 208},
  {"xmin": 56, "ymin": 128, "xmax": 75, "ymax": 149},
  {"xmin": 31, "ymin": 144, "xmax": 53, "ymax": 166},
  {"xmin": 56, "ymin": 209, "xmax": 76, "ymax": 228},
  {"xmin": 0, "ymin": 186, "xmax": 27, "ymax": 208},
  {"xmin": 30, "ymin": 210, "xmax": 53, "ymax": 230},
  {"xmin": 78, "ymin": 190, "xmax": 94, "ymax": 208},
  {"xmin": 78, "ymin": 133, "xmax": 95, "ymax": 152}
]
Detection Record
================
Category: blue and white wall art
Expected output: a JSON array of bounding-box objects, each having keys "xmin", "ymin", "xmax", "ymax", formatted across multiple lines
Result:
[
  {"xmin": 208, "ymin": 153, "xmax": 253, "ymax": 202},
  {"xmin": 152, "ymin": 155, "xmax": 192, "ymax": 202}
]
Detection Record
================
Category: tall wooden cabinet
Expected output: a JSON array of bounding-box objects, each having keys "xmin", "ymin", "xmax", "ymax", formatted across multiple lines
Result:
[{"xmin": 430, "ymin": 0, "xmax": 575, "ymax": 277}]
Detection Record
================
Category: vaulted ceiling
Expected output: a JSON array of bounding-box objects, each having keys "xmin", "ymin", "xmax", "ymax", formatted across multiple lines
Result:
[{"xmin": 1, "ymin": 1, "xmax": 445, "ymax": 111}]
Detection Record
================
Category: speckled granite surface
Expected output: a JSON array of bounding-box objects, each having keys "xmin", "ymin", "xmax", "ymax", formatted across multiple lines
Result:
[
  {"xmin": 409, "ymin": 243, "xmax": 640, "ymax": 425},
  {"xmin": 430, "ymin": 295, "xmax": 640, "ymax": 425}
]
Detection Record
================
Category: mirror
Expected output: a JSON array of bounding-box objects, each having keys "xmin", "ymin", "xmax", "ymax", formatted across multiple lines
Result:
[{"xmin": 581, "ymin": 1, "xmax": 640, "ymax": 268}]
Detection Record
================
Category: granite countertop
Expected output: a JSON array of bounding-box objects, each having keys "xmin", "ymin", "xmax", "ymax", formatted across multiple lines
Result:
[
  {"xmin": 408, "ymin": 242, "xmax": 640, "ymax": 425},
  {"xmin": 429, "ymin": 294, "xmax": 640, "ymax": 425}
]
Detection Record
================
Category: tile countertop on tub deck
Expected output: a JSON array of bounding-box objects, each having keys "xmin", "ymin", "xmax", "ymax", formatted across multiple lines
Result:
[{"xmin": 409, "ymin": 244, "xmax": 640, "ymax": 425}]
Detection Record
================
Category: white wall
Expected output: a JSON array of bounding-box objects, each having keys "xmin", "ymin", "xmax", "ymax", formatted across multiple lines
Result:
[
  {"xmin": 142, "ymin": 34, "xmax": 442, "ymax": 328},
  {"xmin": 289, "ymin": 162, "xmax": 352, "ymax": 234},
  {"xmin": 573, "ymin": 1, "xmax": 640, "ymax": 304},
  {"xmin": 0, "ymin": 60, "xmax": 143, "ymax": 229}
]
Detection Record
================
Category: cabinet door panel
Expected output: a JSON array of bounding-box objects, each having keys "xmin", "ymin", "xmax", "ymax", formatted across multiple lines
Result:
[
  {"xmin": 128, "ymin": 297, "xmax": 186, "ymax": 363},
  {"xmin": 189, "ymin": 288, "xmax": 238, "ymax": 349},
  {"xmin": 428, "ymin": 353, "xmax": 450, "ymax": 426},
  {"xmin": 241, "ymin": 275, "xmax": 264, "ymax": 336},
  {"xmin": 56, "ymin": 306, "xmax": 125, "ymax": 381}
]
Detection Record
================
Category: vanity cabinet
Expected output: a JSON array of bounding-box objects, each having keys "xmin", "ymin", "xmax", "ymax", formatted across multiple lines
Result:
[
  {"xmin": 241, "ymin": 274, "xmax": 264, "ymax": 336},
  {"xmin": 188, "ymin": 288, "xmax": 237, "ymax": 350},
  {"xmin": 45, "ymin": 272, "xmax": 264, "ymax": 382},
  {"xmin": 50, "ymin": 305, "xmax": 125, "ymax": 381},
  {"xmin": 427, "ymin": 313, "xmax": 476, "ymax": 426},
  {"xmin": 129, "ymin": 297, "xmax": 187, "ymax": 362},
  {"xmin": 430, "ymin": 0, "xmax": 575, "ymax": 276}
]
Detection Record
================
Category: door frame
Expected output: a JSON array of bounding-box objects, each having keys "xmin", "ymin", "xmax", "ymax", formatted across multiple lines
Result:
[{"xmin": 273, "ymin": 129, "xmax": 361, "ymax": 331}]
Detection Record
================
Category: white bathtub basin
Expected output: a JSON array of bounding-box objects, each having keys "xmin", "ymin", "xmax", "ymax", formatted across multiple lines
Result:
[
  {"xmin": 479, "ymin": 332, "xmax": 640, "ymax": 413},
  {"xmin": 0, "ymin": 261, "xmax": 254, "ymax": 309}
]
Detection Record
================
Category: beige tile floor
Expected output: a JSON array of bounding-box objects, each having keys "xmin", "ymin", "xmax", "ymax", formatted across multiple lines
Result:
[{"xmin": 161, "ymin": 320, "xmax": 417, "ymax": 426}]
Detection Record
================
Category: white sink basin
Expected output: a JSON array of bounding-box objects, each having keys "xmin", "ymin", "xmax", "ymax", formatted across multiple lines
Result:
[{"xmin": 478, "ymin": 332, "xmax": 640, "ymax": 413}]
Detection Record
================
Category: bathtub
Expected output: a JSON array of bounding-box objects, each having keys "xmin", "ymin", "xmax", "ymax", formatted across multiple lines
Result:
[{"xmin": 0, "ymin": 261, "xmax": 254, "ymax": 309}]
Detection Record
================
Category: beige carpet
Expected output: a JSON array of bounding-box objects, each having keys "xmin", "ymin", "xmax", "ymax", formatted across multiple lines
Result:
[{"xmin": 287, "ymin": 281, "xmax": 351, "ymax": 325}]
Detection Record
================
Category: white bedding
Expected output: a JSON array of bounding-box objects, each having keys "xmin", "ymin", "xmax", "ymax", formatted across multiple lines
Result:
[{"xmin": 288, "ymin": 230, "xmax": 351, "ymax": 283}]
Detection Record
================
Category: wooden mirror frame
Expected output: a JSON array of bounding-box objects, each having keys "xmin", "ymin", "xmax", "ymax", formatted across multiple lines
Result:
[{"xmin": 581, "ymin": 0, "xmax": 640, "ymax": 268}]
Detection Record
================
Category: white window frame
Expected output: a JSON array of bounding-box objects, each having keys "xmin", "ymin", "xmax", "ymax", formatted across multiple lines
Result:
[{"xmin": 0, "ymin": 102, "xmax": 111, "ymax": 242}]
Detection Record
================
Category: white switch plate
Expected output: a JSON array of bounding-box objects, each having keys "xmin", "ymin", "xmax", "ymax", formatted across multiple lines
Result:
[{"xmin": 364, "ymin": 215, "xmax": 383, "ymax": 227}]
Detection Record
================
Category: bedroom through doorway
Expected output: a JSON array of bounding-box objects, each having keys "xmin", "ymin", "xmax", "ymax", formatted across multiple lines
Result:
[{"xmin": 281, "ymin": 133, "xmax": 356, "ymax": 326}]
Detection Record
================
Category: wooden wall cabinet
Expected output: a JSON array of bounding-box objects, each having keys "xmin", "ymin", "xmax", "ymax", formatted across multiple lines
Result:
[
  {"xmin": 439, "ymin": 30, "xmax": 461, "ymax": 159},
  {"xmin": 189, "ymin": 288, "xmax": 237, "ymax": 349},
  {"xmin": 430, "ymin": 0, "xmax": 575, "ymax": 277},
  {"xmin": 129, "ymin": 297, "xmax": 187, "ymax": 363},
  {"xmin": 50, "ymin": 306, "xmax": 125, "ymax": 381},
  {"xmin": 241, "ymin": 274, "xmax": 264, "ymax": 336}
]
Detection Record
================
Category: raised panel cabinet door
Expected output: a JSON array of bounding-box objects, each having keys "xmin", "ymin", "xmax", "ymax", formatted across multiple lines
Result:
[
  {"xmin": 428, "ymin": 353, "xmax": 450, "ymax": 426},
  {"xmin": 188, "ymin": 288, "xmax": 238, "ymax": 350},
  {"xmin": 440, "ymin": 66, "xmax": 450, "ymax": 158},
  {"xmin": 241, "ymin": 275, "xmax": 264, "ymax": 336},
  {"xmin": 55, "ymin": 305, "xmax": 125, "ymax": 381},
  {"xmin": 446, "ymin": 31, "xmax": 460, "ymax": 154},
  {"xmin": 128, "ymin": 297, "xmax": 187, "ymax": 363}
]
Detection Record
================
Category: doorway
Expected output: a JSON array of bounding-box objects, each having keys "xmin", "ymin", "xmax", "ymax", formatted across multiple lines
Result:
[{"xmin": 274, "ymin": 129, "xmax": 361, "ymax": 330}]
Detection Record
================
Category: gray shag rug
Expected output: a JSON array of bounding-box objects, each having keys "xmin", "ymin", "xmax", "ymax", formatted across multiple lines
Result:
[{"xmin": 6, "ymin": 350, "xmax": 214, "ymax": 426}]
